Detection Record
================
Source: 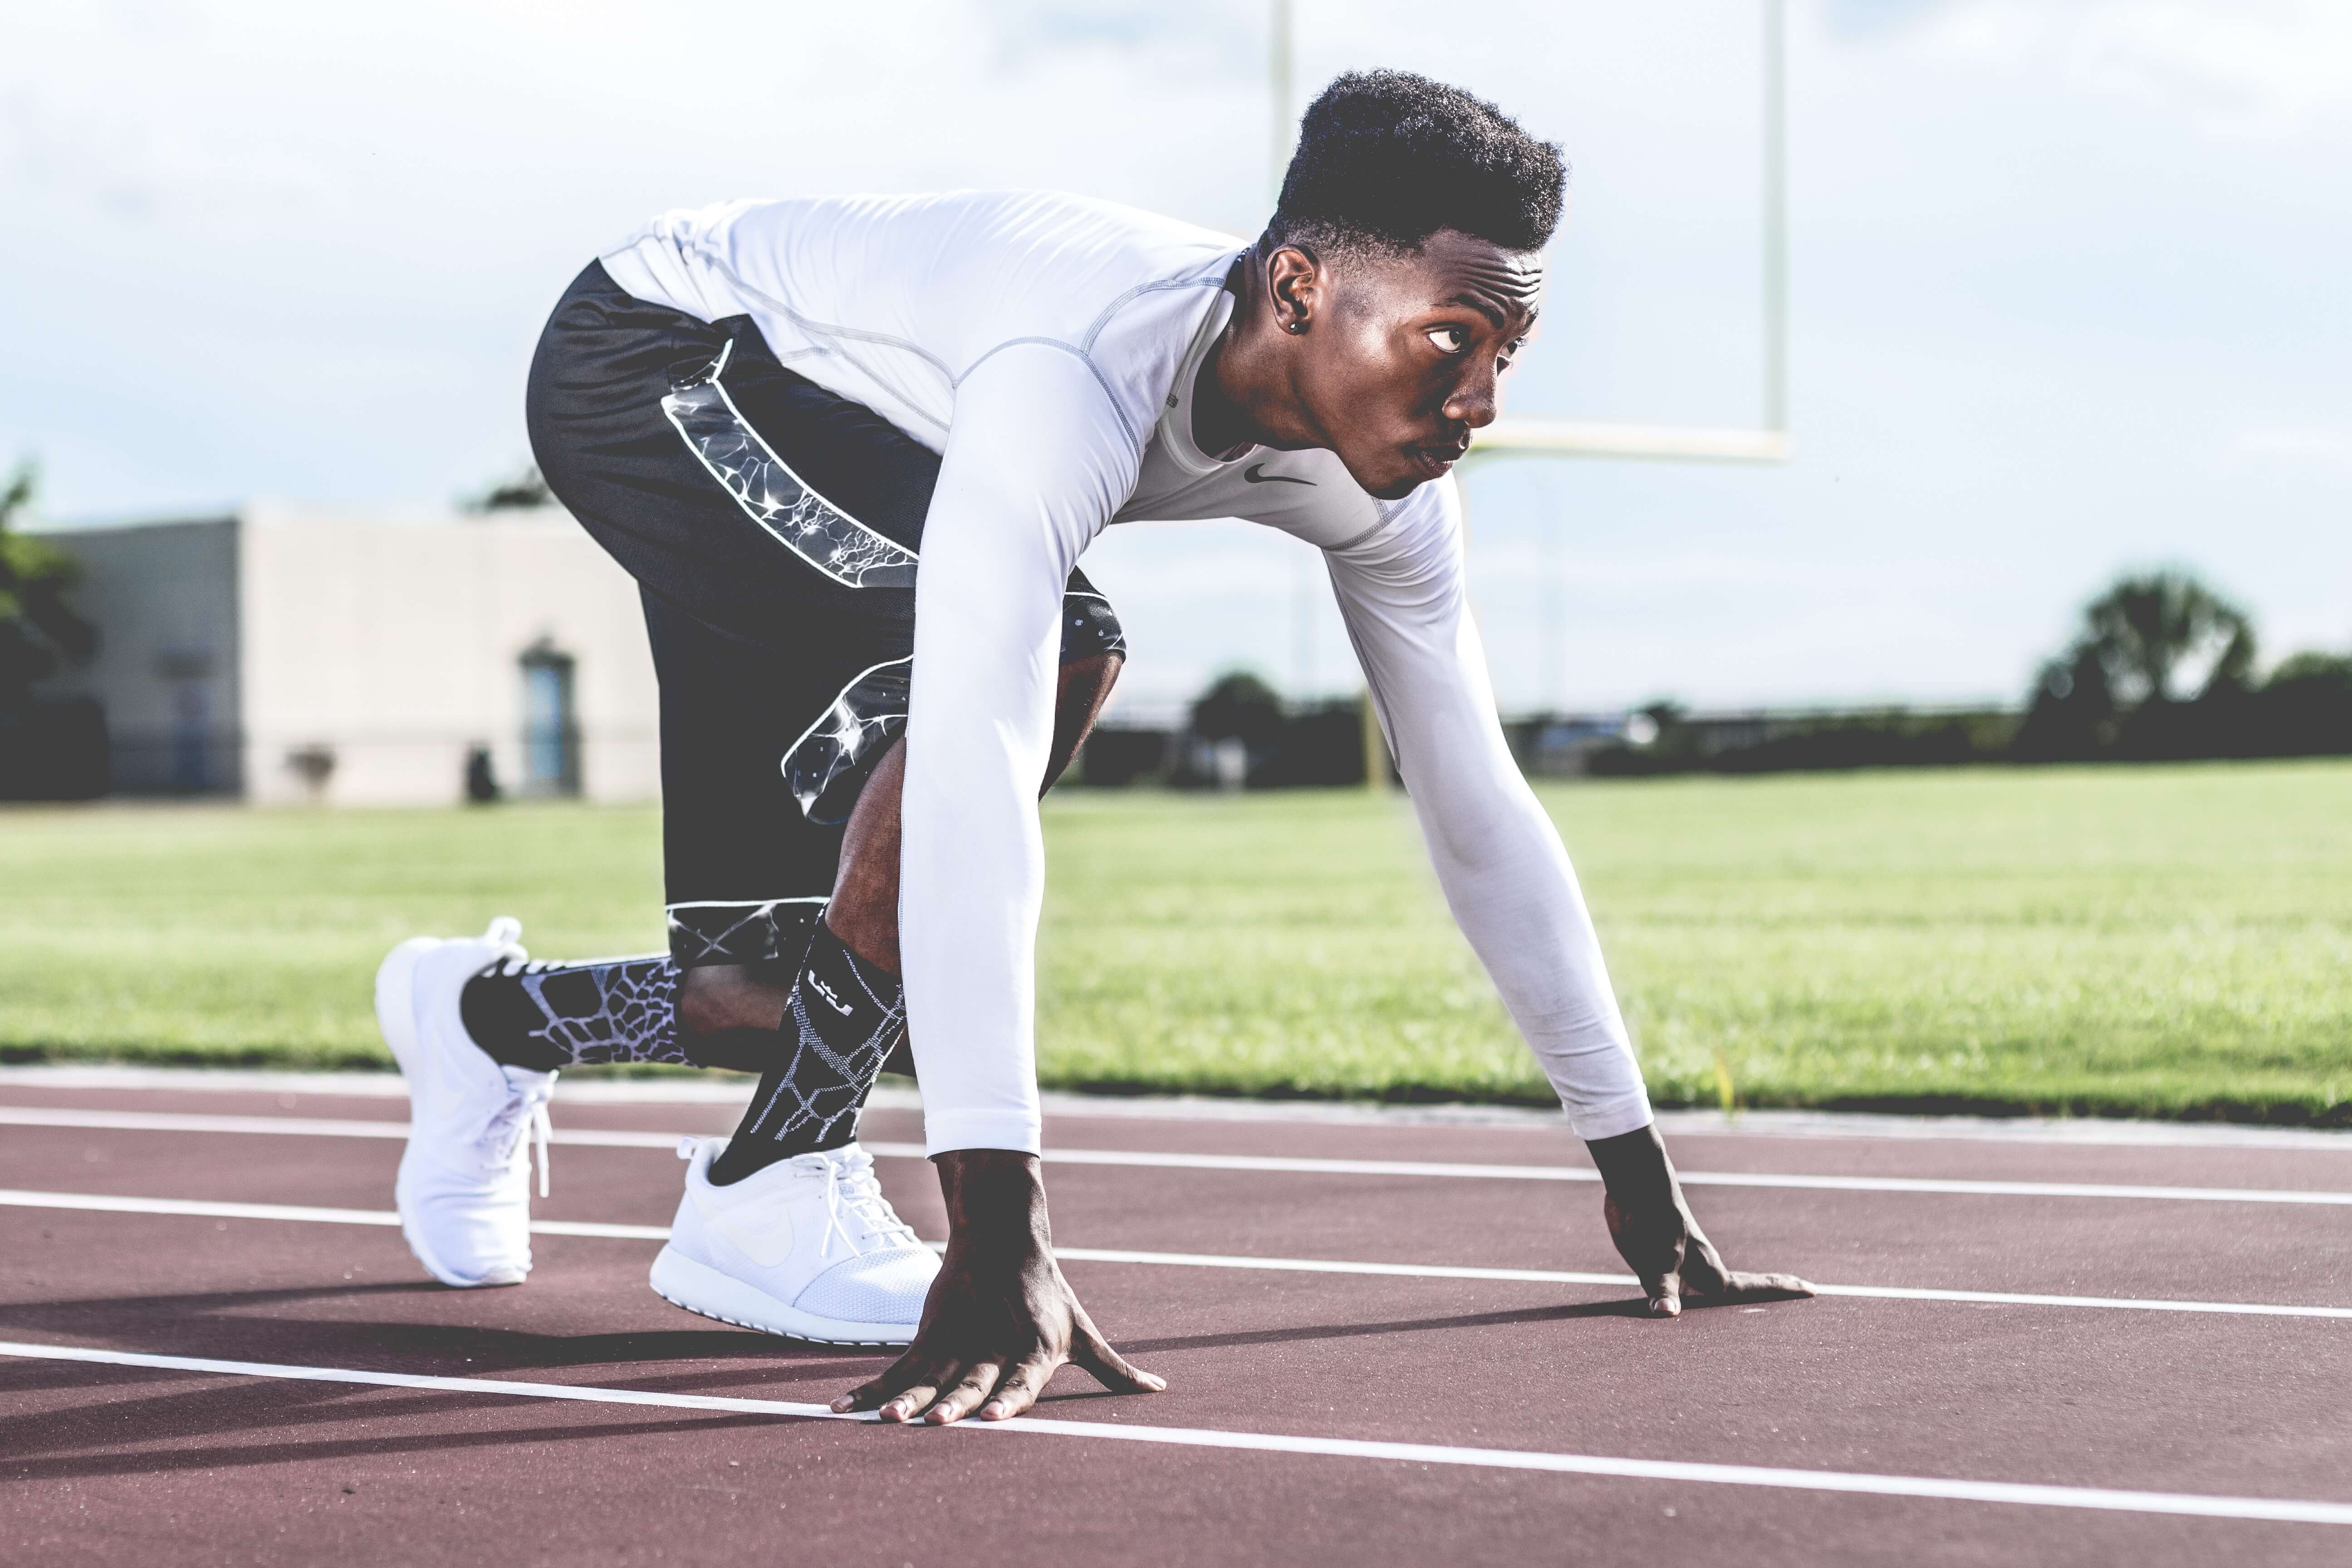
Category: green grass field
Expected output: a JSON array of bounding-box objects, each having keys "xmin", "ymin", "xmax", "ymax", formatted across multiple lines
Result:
[{"xmin": 3, "ymin": 760, "xmax": 2347, "ymax": 1120}]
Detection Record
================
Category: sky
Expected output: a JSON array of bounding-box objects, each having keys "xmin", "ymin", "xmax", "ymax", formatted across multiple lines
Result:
[{"xmin": 2, "ymin": 0, "xmax": 2347, "ymax": 716}]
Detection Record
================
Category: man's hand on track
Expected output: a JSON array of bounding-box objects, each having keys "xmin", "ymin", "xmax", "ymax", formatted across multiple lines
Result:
[
  {"xmin": 1587, "ymin": 1124, "xmax": 1816, "ymax": 1318},
  {"xmin": 832, "ymin": 1149, "xmax": 1164, "ymax": 1425}
]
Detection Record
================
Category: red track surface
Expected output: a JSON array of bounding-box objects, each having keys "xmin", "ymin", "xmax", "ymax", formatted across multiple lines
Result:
[{"xmin": 3, "ymin": 1076, "xmax": 2349, "ymax": 1565}]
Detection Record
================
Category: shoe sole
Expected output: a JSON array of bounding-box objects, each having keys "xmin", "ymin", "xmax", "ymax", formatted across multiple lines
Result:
[
  {"xmin": 378, "ymin": 936, "xmax": 528, "ymax": 1290},
  {"xmin": 649, "ymin": 1245, "xmax": 919, "ymax": 1348}
]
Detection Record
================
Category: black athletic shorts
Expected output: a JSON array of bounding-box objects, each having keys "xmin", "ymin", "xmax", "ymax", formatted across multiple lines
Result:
[{"xmin": 525, "ymin": 261, "xmax": 1125, "ymax": 970}]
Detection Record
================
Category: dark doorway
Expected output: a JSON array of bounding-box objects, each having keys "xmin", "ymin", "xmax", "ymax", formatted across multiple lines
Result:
[{"xmin": 519, "ymin": 641, "xmax": 579, "ymax": 797}]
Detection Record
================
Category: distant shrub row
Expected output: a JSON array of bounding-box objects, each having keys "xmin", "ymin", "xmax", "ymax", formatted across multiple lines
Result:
[{"xmin": 1583, "ymin": 570, "xmax": 2351, "ymax": 777}]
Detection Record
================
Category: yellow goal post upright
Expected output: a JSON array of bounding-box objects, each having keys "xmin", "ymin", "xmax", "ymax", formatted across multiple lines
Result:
[{"xmin": 1262, "ymin": 0, "xmax": 1795, "ymax": 786}]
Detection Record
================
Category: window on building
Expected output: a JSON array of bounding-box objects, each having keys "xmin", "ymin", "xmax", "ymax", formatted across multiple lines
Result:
[{"xmin": 519, "ymin": 642, "xmax": 579, "ymax": 796}]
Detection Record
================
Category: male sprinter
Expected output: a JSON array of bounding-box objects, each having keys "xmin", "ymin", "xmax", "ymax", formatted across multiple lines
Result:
[{"xmin": 375, "ymin": 70, "xmax": 1811, "ymax": 1426}]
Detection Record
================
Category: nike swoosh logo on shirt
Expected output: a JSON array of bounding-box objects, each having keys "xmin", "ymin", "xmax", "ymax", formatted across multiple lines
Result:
[{"xmin": 1243, "ymin": 464, "xmax": 1315, "ymax": 486}]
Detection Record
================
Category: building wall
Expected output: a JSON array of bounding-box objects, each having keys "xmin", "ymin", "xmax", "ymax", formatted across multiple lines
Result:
[
  {"xmin": 237, "ymin": 503, "xmax": 660, "ymax": 805},
  {"xmin": 34, "ymin": 518, "xmax": 242, "ymax": 794}
]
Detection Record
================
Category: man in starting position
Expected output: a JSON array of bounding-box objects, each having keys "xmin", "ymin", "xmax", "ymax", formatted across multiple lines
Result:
[{"xmin": 376, "ymin": 69, "xmax": 1811, "ymax": 1427}]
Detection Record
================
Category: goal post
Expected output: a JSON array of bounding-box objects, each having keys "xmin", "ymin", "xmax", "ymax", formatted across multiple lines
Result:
[{"xmin": 1468, "ymin": 421, "xmax": 1788, "ymax": 465}]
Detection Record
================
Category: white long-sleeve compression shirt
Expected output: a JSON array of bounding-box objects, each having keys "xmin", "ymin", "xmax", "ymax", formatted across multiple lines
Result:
[{"xmin": 600, "ymin": 190, "xmax": 1655, "ymax": 1154}]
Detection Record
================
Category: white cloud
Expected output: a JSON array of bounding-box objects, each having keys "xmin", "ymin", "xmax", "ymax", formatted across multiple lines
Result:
[
  {"xmin": 2234, "ymin": 423, "xmax": 2352, "ymax": 466},
  {"xmin": 1888, "ymin": 0, "xmax": 2352, "ymax": 142}
]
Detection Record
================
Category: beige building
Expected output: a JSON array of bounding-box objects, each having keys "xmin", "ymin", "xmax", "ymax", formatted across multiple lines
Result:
[{"xmin": 35, "ymin": 503, "xmax": 660, "ymax": 805}]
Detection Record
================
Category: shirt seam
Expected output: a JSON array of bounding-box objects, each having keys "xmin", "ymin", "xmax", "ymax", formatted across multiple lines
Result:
[
  {"xmin": 1325, "ymin": 499, "xmax": 1401, "ymax": 556},
  {"xmin": 686, "ymin": 243, "xmax": 957, "ymax": 431},
  {"xmin": 1077, "ymin": 260, "xmax": 1240, "ymax": 354}
]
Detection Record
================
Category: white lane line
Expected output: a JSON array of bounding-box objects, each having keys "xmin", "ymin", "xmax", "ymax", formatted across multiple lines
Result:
[
  {"xmin": 0, "ymin": 1189, "xmax": 671, "ymax": 1240},
  {"xmin": 1048, "ymin": 1247, "xmax": 2352, "ymax": 1321},
  {"xmin": 14, "ymin": 1066, "xmax": 2349, "ymax": 1152},
  {"xmin": 0, "ymin": 1106, "xmax": 409, "ymax": 1139},
  {"xmin": 6, "ymin": 1187, "xmax": 2347, "ymax": 1320},
  {"xmin": 526, "ymin": 1219, "xmax": 673, "ymax": 1240},
  {"xmin": 0, "ymin": 1188, "xmax": 402, "ymax": 1227},
  {"xmin": 3, "ymin": 1339, "xmax": 2346, "ymax": 1526},
  {"xmin": 0, "ymin": 1106, "xmax": 680, "ymax": 1148},
  {"xmin": 7, "ymin": 1106, "xmax": 2347, "ymax": 1207},
  {"xmin": 878, "ymin": 1142, "xmax": 2352, "ymax": 1207},
  {"xmin": 1678, "ymin": 1169, "xmax": 2352, "ymax": 1205}
]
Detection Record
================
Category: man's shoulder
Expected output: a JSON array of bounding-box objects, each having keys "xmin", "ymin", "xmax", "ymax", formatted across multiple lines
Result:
[
  {"xmin": 964, "ymin": 189, "xmax": 1242, "ymax": 258},
  {"xmin": 715, "ymin": 190, "xmax": 1238, "ymax": 278}
]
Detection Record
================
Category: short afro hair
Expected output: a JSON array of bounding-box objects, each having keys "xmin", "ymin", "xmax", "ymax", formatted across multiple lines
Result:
[{"xmin": 1266, "ymin": 70, "xmax": 1566, "ymax": 260}]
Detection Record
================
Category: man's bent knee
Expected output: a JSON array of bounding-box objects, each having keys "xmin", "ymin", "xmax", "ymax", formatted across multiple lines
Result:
[{"xmin": 1049, "ymin": 652, "xmax": 1122, "ymax": 788}]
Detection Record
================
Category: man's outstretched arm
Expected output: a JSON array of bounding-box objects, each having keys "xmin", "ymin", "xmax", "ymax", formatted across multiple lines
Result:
[{"xmin": 1324, "ymin": 479, "xmax": 1813, "ymax": 1314}]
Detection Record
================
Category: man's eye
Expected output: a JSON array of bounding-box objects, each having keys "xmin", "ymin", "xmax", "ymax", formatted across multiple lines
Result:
[{"xmin": 1426, "ymin": 325, "xmax": 1468, "ymax": 354}]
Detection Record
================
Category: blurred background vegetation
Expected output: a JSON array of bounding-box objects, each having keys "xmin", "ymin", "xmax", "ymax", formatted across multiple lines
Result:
[
  {"xmin": 5, "ymin": 759, "xmax": 2345, "ymax": 1123},
  {"xmin": 1067, "ymin": 567, "xmax": 2352, "ymax": 792}
]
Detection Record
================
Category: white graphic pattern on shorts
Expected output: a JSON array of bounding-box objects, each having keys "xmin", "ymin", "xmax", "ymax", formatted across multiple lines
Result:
[
  {"xmin": 665, "ymin": 899, "xmax": 823, "ymax": 967},
  {"xmin": 659, "ymin": 343, "xmax": 919, "ymax": 590}
]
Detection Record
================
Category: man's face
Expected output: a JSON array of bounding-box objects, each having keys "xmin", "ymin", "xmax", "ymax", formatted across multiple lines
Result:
[{"xmin": 1281, "ymin": 229, "xmax": 1543, "ymax": 501}]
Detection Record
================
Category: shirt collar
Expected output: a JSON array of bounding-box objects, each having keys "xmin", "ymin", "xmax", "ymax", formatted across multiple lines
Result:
[{"xmin": 1155, "ymin": 273, "xmax": 1250, "ymax": 478}]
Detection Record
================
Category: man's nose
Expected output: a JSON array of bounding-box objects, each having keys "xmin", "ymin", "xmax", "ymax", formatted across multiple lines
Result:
[{"xmin": 1443, "ymin": 365, "xmax": 1501, "ymax": 429}]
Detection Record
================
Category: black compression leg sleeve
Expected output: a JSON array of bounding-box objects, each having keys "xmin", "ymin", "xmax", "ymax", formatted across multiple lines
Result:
[{"xmin": 707, "ymin": 924, "xmax": 903, "ymax": 1185}]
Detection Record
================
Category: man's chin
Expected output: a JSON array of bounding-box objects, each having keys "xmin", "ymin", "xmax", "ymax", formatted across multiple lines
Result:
[
  {"xmin": 1348, "ymin": 459, "xmax": 1425, "ymax": 501},
  {"xmin": 1331, "ymin": 445, "xmax": 1433, "ymax": 502}
]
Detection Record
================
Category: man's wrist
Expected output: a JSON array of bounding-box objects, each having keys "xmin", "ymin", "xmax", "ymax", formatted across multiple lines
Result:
[
  {"xmin": 933, "ymin": 1147, "xmax": 1050, "ymax": 1254},
  {"xmin": 921, "ymin": 1108, "xmax": 1043, "ymax": 1158},
  {"xmin": 1583, "ymin": 1123, "xmax": 1676, "ymax": 1215}
]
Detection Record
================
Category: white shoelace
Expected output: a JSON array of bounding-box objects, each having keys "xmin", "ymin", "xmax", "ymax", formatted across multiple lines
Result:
[
  {"xmin": 483, "ymin": 1078, "xmax": 555, "ymax": 1198},
  {"xmin": 475, "ymin": 921, "xmax": 553, "ymax": 1198},
  {"xmin": 809, "ymin": 1148, "xmax": 919, "ymax": 1262}
]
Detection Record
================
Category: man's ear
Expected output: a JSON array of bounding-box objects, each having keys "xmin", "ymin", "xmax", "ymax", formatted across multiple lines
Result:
[{"xmin": 1264, "ymin": 245, "xmax": 1324, "ymax": 334}]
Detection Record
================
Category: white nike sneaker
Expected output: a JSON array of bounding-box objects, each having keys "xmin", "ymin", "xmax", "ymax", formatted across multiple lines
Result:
[
  {"xmin": 650, "ymin": 1137, "xmax": 939, "ymax": 1345},
  {"xmin": 375, "ymin": 917, "xmax": 557, "ymax": 1288}
]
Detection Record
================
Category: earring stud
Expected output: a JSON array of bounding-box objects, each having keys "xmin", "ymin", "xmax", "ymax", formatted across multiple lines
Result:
[{"xmin": 1287, "ymin": 320, "xmax": 1307, "ymax": 334}]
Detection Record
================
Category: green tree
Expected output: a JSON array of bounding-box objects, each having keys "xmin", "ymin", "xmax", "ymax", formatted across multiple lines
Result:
[
  {"xmin": 2015, "ymin": 570, "xmax": 2254, "ymax": 760},
  {"xmin": 0, "ymin": 463, "xmax": 98, "ymax": 710},
  {"xmin": 1190, "ymin": 670, "xmax": 1286, "ymax": 754},
  {"xmin": 2082, "ymin": 571, "xmax": 2255, "ymax": 707}
]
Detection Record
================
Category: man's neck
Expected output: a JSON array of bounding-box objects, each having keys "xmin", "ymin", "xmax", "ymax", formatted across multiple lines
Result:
[{"xmin": 1191, "ymin": 255, "xmax": 1314, "ymax": 460}]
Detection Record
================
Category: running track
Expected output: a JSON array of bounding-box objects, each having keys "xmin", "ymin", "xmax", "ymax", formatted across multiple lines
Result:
[{"xmin": 3, "ymin": 1069, "xmax": 2348, "ymax": 1565}]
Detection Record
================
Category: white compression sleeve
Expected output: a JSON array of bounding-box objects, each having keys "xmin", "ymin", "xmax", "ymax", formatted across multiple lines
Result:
[
  {"xmin": 897, "ymin": 347, "xmax": 1138, "ymax": 1157},
  {"xmin": 1326, "ymin": 483, "xmax": 1654, "ymax": 1141}
]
